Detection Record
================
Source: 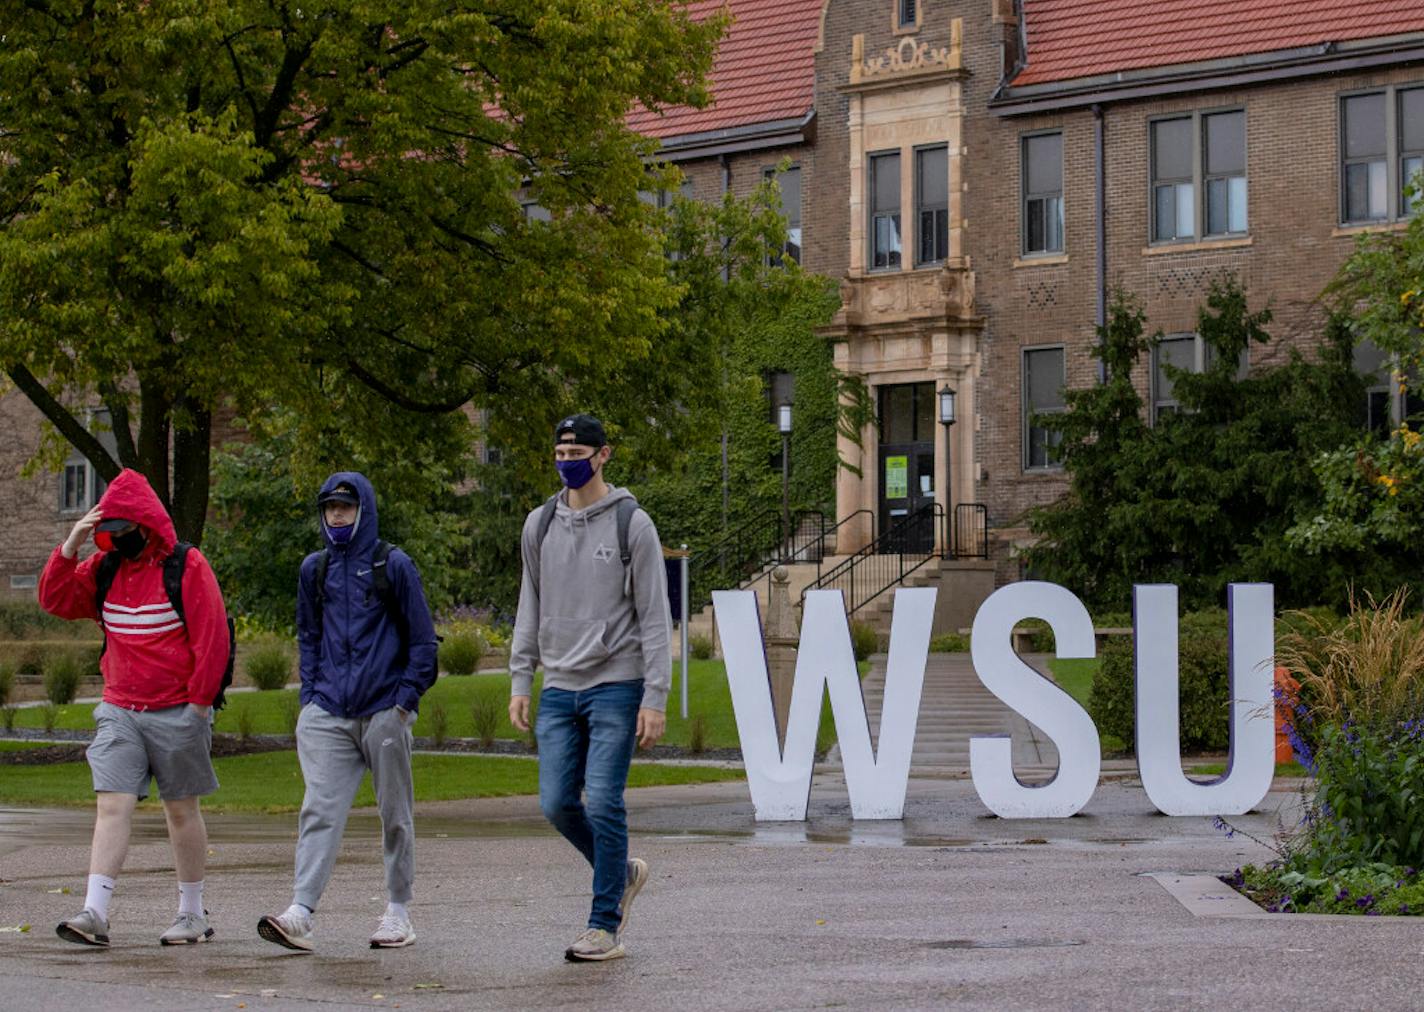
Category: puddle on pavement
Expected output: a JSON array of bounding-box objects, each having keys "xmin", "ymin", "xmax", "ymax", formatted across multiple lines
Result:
[{"xmin": 924, "ymin": 938, "xmax": 1085, "ymax": 950}]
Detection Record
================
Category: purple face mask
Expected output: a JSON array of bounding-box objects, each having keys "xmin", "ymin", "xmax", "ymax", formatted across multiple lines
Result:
[
  {"xmin": 327, "ymin": 523, "xmax": 355, "ymax": 545},
  {"xmin": 556, "ymin": 456, "xmax": 596, "ymax": 489}
]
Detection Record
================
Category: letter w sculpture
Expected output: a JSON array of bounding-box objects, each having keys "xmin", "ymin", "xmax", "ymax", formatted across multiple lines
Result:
[{"xmin": 713, "ymin": 588, "xmax": 935, "ymax": 821}]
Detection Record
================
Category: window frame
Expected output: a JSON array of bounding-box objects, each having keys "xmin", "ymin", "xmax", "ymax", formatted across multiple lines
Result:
[
  {"xmin": 1022, "ymin": 344, "xmax": 1067, "ymax": 472},
  {"xmin": 1151, "ymin": 333, "xmax": 1250, "ymax": 423},
  {"xmin": 764, "ymin": 164, "xmax": 803, "ymax": 266},
  {"xmin": 1020, "ymin": 129, "xmax": 1065, "ymax": 257},
  {"xmin": 895, "ymin": 0, "xmax": 921, "ymax": 33},
  {"xmin": 913, "ymin": 143, "xmax": 949, "ymax": 267},
  {"xmin": 1148, "ymin": 106, "xmax": 1248, "ymax": 245},
  {"xmin": 57, "ymin": 408, "xmax": 113, "ymax": 517},
  {"xmin": 1339, "ymin": 84, "xmax": 1424, "ymax": 224},
  {"xmin": 868, "ymin": 149, "xmax": 903, "ymax": 273}
]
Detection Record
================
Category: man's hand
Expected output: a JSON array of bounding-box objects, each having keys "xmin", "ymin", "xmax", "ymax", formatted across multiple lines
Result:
[
  {"xmin": 62, "ymin": 505, "xmax": 103, "ymax": 559},
  {"xmin": 509, "ymin": 694, "xmax": 531, "ymax": 733},
  {"xmin": 636, "ymin": 708, "xmax": 666, "ymax": 749},
  {"xmin": 187, "ymin": 703, "xmax": 213, "ymax": 720}
]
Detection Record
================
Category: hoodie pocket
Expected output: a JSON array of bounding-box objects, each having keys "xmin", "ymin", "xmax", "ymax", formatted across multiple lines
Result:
[{"xmin": 538, "ymin": 617, "xmax": 611, "ymax": 673}]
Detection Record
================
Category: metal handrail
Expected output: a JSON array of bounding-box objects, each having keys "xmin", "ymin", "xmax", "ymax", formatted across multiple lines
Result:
[
  {"xmin": 780, "ymin": 508, "xmax": 874, "ymax": 567},
  {"xmin": 687, "ymin": 508, "xmax": 784, "ymax": 613},
  {"xmin": 954, "ymin": 503, "xmax": 989, "ymax": 560},
  {"xmin": 802, "ymin": 503, "xmax": 946, "ymax": 616}
]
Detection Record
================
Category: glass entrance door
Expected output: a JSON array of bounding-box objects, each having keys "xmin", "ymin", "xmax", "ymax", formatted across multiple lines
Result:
[{"xmin": 878, "ymin": 382, "xmax": 936, "ymax": 553}]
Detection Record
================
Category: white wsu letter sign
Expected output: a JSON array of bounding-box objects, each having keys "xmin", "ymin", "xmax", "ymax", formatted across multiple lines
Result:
[
  {"xmin": 969, "ymin": 582, "xmax": 1100, "ymax": 818},
  {"xmin": 715, "ymin": 581, "xmax": 1276, "ymax": 821},
  {"xmin": 1133, "ymin": 583, "xmax": 1275, "ymax": 816},
  {"xmin": 714, "ymin": 587, "xmax": 935, "ymax": 820}
]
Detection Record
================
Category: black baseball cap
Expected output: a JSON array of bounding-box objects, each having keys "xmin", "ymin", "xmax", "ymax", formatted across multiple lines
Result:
[
  {"xmin": 96, "ymin": 518, "xmax": 136, "ymax": 532},
  {"xmin": 317, "ymin": 483, "xmax": 360, "ymax": 506},
  {"xmin": 554, "ymin": 414, "xmax": 607, "ymax": 448}
]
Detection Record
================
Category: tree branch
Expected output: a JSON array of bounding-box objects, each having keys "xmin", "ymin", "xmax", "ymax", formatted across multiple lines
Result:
[
  {"xmin": 345, "ymin": 358, "xmax": 477, "ymax": 413},
  {"xmin": 5, "ymin": 364, "xmax": 121, "ymax": 481},
  {"xmin": 98, "ymin": 381, "xmax": 138, "ymax": 468}
]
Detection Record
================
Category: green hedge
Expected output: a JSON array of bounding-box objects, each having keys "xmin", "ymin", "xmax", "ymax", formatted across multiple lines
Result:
[{"xmin": 1089, "ymin": 633, "xmax": 1231, "ymax": 752}]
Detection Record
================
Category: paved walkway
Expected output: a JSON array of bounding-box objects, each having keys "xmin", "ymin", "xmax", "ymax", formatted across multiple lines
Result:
[
  {"xmin": 1, "ymin": 774, "xmax": 1419, "ymax": 1010},
  {"xmin": 858, "ymin": 652, "xmax": 1061, "ymax": 773}
]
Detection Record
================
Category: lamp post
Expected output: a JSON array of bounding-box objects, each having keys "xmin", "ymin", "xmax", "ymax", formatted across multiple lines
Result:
[
  {"xmin": 938, "ymin": 384, "xmax": 956, "ymax": 557},
  {"xmin": 778, "ymin": 401, "xmax": 793, "ymax": 559}
]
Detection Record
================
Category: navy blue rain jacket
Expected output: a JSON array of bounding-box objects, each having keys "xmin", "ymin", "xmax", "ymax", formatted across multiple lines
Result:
[{"xmin": 296, "ymin": 471, "xmax": 438, "ymax": 718}]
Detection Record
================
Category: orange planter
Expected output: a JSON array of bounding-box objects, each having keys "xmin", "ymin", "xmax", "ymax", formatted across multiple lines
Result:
[{"xmin": 1274, "ymin": 666, "xmax": 1301, "ymax": 765}]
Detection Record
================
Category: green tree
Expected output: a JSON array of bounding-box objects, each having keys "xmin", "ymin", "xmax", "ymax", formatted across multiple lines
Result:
[
  {"xmin": 0, "ymin": 0, "xmax": 723, "ymax": 542},
  {"xmin": 1025, "ymin": 278, "xmax": 1369, "ymax": 611},
  {"xmin": 629, "ymin": 172, "xmax": 841, "ymax": 592}
]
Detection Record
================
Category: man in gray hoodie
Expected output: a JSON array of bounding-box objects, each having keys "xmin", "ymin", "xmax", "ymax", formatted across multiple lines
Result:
[{"xmin": 509, "ymin": 414, "xmax": 671, "ymax": 962}]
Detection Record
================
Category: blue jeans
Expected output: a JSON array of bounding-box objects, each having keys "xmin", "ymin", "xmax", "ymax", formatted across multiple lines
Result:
[{"xmin": 536, "ymin": 679, "xmax": 642, "ymax": 932}]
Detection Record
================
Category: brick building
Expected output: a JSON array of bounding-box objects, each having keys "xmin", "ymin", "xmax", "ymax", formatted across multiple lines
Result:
[{"xmin": 809, "ymin": 0, "xmax": 1424, "ymax": 583}]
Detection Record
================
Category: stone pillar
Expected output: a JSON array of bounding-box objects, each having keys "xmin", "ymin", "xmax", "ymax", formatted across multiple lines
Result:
[{"xmin": 764, "ymin": 566, "xmax": 800, "ymax": 744}]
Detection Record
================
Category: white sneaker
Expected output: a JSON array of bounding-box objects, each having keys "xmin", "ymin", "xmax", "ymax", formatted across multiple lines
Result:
[
  {"xmin": 565, "ymin": 927, "xmax": 625, "ymax": 961},
  {"xmin": 620, "ymin": 858, "xmax": 649, "ymax": 934},
  {"xmin": 369, "ymin": 910, "xmax": 415, "ymax": 949},
  {"xmin": 159, "ymin": 910, "xmax": 214, "ymax": 945},
  {"xmin": 257, "ymin": 906, "xmax": 314, "ymax": 952}
]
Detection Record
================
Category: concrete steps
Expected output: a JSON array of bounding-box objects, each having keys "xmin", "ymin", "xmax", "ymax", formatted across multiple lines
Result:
[{"xmin": 854, "ymin": 652, "xmax": 1062, "ymax": 771}]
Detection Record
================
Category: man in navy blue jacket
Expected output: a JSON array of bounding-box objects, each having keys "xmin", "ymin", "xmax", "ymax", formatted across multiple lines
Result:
[{"xmin": 258, "ymin": 472, "xmax": 438, "ymax": 952}]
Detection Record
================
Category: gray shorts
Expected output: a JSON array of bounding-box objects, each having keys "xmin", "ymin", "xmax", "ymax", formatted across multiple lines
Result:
[{"xmin": 87, "ymin": 702, "xmax": 219, "ymax": 801}]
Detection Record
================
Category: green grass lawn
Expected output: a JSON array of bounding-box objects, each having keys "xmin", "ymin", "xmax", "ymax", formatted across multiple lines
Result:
[
  {"xmin": 1046, "ymin": 657, "xmax": 1127, "ymax": 754},
  {"xmin": 5, "ymin": 660, "xmax": 828, "ymax": 751},
  {"xmin": 0, "ymin": 749, "xmax": 745, "ymax": 813},
  {"xmin": 1188, "ymin": 761, "xmax": 1309, "ymax": 778}
]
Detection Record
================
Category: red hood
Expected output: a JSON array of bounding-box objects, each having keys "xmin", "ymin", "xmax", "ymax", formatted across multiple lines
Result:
[{"xmin": 96, "ymin": 468, "xmax": 177, "ymax": 556}]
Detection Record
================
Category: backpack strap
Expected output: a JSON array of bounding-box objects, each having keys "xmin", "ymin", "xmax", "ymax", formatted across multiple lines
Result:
[
  {"xmin": 530, "ymin": 494, "xmax": 561, "ymax": 594},
  {"xmin": 94, "ymin": 551, "xmax": 123, "ymax": 657},
  {"xmin": 163, "ymin": 543, "xmax": 193, "ymax": 622},
  {"xmin": 616, "ymin": 498, "xmax": 638, "ymax": 597}
]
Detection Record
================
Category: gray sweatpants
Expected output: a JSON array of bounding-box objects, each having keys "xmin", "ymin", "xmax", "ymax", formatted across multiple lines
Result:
[{"xmin": 292, "ymin": 703, "xmax": 415, "ymax": 912}]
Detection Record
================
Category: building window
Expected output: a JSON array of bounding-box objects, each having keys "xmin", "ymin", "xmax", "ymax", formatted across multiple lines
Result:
[
  {"xmin": 1341, "ymin": 86, "xmax": 1424, "ymax": 223},
  {"xmin": 1204, "ymin": 111, "xmax": 1247, "ymax": 235},
  {"xmin": 869, "ymin": 151, "xmax": 902, "ymax": 270},
  {"xmin": 1023, "ymin": 347, "xmax": 1065, "ymax": 470},
  {"xmin": 915, "ymin": 146, "xmax": 948, "ymax": 266},
  {"xmin": 1151, "ymin": 110, "xmax": 1247, "ymax": 242},
  {"xmin": 1151, "ymin": 334, "xmax": 1249, "ymax": 422},
  {"xmin": 1343, "ymin": 93, "xmax": 1388, "ymax": 222},
  {"xmin": 1354, "ymin": 337, "xmax": 1424, "ymax": 431},
  {"xmin": 60, "ymin": 458, "xmax": 103, "ymax": 514},
  {"xmin": 1401, "ymin": 88, "xmax": 1424, "ymax": 214},
  {"xmin": 897, "ymin": 0, "xmax": 918, "ymax": 31},
  {"xmin": 765, "ymin": 166, "xmax": 802, "ymax": 265},
  {"xmin": 1021, "ymin": 132, "xmax": 1063, "ymax": 255},
  {"xmin": 9, "ymin": 575, "xmax": 37, "ymax": 591},
  {"xmin": 522, "ymin": 201, "xmax": 551, "ymax": 222}
]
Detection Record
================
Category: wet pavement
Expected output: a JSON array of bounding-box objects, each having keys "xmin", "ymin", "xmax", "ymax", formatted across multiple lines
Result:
[{"xmin": 1, "ymin": 774, "xmax": 1422, "ymax": 1010}]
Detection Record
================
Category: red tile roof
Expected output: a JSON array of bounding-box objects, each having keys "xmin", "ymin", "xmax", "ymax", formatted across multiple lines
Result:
[
  {"xmin": 627, "ymin": 0, "xmax": 824, "ymax": 141},
  {"xmin": 1012, "ymin": 0, "xmax": 1424, "ymax": 88}
]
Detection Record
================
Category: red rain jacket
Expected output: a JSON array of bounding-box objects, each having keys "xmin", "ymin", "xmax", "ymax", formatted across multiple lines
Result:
[{"xmin": 38, "ymin": 469, "xmax": 229, "ymax": 710}]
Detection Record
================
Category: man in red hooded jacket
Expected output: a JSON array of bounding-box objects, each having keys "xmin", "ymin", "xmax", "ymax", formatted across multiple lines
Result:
[{"xmin": 38, "ymin": 468, "xmax": 230, "ymax": 948}]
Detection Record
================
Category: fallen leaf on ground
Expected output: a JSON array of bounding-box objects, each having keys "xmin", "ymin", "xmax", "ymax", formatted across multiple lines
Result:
[
  {"xmin": 413, "ymin": 983, "xmax": 444, "ymax": 990},
  {"xmin": 814, "ymin": 919, "xmax": 826, "ymax": 926},
  {"xmin": 45, "ymin": 887, "xmax": 71, "ymax": 894},
  {"xmin": 0, "ymin": 924, "xmax": 31, "ymax": 933}
]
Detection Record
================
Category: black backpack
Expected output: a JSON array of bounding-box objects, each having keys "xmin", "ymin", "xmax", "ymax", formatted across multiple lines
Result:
[
  {"xmin": 312, "ymin": 540, "xmax": 413, "ymax": 654},
  {"xmin": 94, "ymin": 543, "xmax": 238, "ymax": 710},
  {"xmin": 534, "ymin": 495, "xmax": 641, "ymax": 595}
]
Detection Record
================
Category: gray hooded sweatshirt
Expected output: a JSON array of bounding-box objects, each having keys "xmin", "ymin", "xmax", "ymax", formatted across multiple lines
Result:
[{"xmin": 509, "ymin": 486, "xmax": 671, "ymax": 711}]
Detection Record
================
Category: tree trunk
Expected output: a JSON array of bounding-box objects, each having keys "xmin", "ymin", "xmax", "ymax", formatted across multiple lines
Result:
[
  {"xmin": 136, "ymin": 378, "xmax": 172, "ymax": 512},
  {"xmin": 170, "ymin": 404, "xmax": 212, "ymax": 547}
]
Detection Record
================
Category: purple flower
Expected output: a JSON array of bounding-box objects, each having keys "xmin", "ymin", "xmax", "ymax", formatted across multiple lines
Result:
[{"xmin": 1336, "ymin": 887, "xmax": 1351, "ymax": 901}]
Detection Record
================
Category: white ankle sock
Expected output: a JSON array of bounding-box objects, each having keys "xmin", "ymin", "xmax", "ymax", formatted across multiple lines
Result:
[
  {"xmin": 85, "ymin": 874, "xmax": 116, "ymax": 920},
  {"xmin": 387, "ymin": 901, "xmax": 409, "ymax": 921},
  {"xmin": 177, "ymin": 880, "xmax": 204, "ymax": 916},
  {"xmin": 285, "ymin": 903, "xmax": 313, "ymax": 924}
]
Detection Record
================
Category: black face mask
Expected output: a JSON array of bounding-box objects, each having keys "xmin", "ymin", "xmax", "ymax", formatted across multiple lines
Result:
[{"xmin": 113, "ymin": 527, "xmax": 147, "ymax": 560}]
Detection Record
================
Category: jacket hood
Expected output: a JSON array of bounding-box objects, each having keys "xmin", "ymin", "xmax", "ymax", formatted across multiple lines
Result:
[
  {"xmin": 319, "ymin": 471, "xmax": 379, "ymax": 552},
  {"xmin": 554, "ymin": 485, "xmax": 636, "ymax": 522},
  {"xmin": 96, "ymin": 469, "xmax": 177, "ymax": 557}
]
